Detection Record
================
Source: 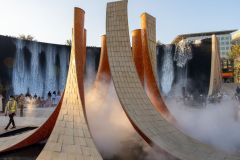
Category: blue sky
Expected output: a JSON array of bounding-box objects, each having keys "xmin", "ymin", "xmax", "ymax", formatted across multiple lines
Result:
[{"xmin": 0, "ymin": 0, "xmax": 239, "ymax": 46}]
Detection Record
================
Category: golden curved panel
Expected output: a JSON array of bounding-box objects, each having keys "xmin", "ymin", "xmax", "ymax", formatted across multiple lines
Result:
[
  {"xmin": 37, "ymin": 8, "xmax": 102, "ymax": 160},
  {"xmin": 106, "ymin": 1, "xmax": 239, "ymax": 160}
]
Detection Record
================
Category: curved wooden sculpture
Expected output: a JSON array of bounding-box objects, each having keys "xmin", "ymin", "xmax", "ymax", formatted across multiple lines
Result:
[
  {"xmin": 95, "ymin": 35, "xmax": 111, "ymax": 84},
  {"xmin": 132, "ymin": 29, "xmax": 144, "ymax": 86},
  {"xmin": 141, "ymin": 13, "xmax": 157, "ymax": 81},
  {"xmin": 106, "ymin": 1, "xmax": 240, "ymax": 159},
  {"xmin": 0, "ymin": 94, "xmax": 64, "ymax": 153},
  {"xmin": 208, "ymin": 35, "xmax": 222, "ymax": 96},
  {"xmin": 141, "ymin": 14, "xmax": 175, "ymax": 122},
  {"xmin": 131, "ymin": 20, "xmax": 174, "ymax": 122},
  {"xmin": 37, "ymin": 8, "xmax": 102, "ymax": 160},
  {"xmin": 92, "ymin": 33, "xmax": 176, "ymax": 159},
  {"xmin": 91, "ymin": 35, "xmax": 111, "ymax": 101}
]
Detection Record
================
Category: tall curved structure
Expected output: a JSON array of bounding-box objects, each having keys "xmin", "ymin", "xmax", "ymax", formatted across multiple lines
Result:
[
  {"xmin": 141, "ymin": 14, "xmax": 175, "ymax": 122},
  {"xmin": 92, "ymin": 35, "xmax": 111, "ymax": 101},
  {"xmin": 95, "ymin": 35, "xmax": 111, "ymax": 84},
  {"xmin": 208, "ymin": 34, "xmax": 222, "ymax": 96},
  {"xmin": 37, "ymin": 8, "xmax": 102, "ymax": 160},
  {"xmin": 132, "ymin": 29, "xmax": 144, "ymax": 86},
  {"xmin": 141, "ymin": 13, "xmax": 157, "ymax": 81},
  {"xmin": 106, "ymin": 1, "xmax": 240, "ymax": 159},
  {"xmin": 132, "ymin": 27, "xmax": 174, "ymax": 122}
]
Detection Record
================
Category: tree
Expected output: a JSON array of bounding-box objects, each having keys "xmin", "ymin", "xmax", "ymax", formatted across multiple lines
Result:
[
  {"xmin": 18, "ymin": 34, "xmax": 35, "ymax": 41},
  {"xmin": 156, "ymin": 40, "xmax": 162, "ymax": 46},
  {"xmin": 66, "ymin": 39, "xmax": 72, "ymax": 46},
  {"xmin": 228, "ymin": 44, "xmax": 240, "ymax": 59}
]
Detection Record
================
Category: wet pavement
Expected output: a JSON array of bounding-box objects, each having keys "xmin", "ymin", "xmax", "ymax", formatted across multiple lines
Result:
[
  {"xmin": 0, "ymin": 104, "xmax": 55, "ymax": 159},
  {"xmin": 0, "ymin": 108, "xmax": 54, "ymax": 133}
]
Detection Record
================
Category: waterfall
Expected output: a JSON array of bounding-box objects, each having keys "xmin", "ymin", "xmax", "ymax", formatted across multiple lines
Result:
[
  {"xmin": 59, "ymin": 47, "xmax": 69, "ymax": 92},
  {"xmin": 28, "ymin": 42, "xmax": 43, "ymax": 96},
  {"xmin": 12, "ymin": 40, "xmax": 28, "ymax": 94},
  {"xmin": 44, "ymin": 45, "xmax": 57, "ymax": 97},
  {"xmin": 160, "ymin": 45, "xmax": 174, "ymax": 95},
  {"xmin": 174, "ymin": 39, "xmax": 192, "ymax": 68},
  {"xmin": 12, "ymin": 39, "xmax": 69, "ymax": 98},
  {"xmin": 85, "ymin": 48, "xmax": 98, "ymax": 88}
]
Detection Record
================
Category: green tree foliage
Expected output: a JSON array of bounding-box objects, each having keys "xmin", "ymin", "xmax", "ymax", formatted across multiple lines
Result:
[
  {"xmin": 18, "ymin": 34, "xmax": 36, "ymax": 41},
  {"xmin": 66, "ymin": 39, "xmax": 72, "ymax": 46},
  {"xmin": 228, "ymin": 44, "xmax": 240, "ymax": 59},
  {"xmin": 156, "ymin": 40, "xmax": 162, "ymax": 46}
]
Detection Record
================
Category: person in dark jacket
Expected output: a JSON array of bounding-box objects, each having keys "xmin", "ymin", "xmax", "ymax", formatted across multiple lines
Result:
[{"xmin": 47, "ymin": 91, "xmax": 52, "ymax": 100}]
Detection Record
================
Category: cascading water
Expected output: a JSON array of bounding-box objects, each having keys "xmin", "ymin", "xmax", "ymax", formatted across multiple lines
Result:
[
  {"xmin": 44, "ymin": 45, "xmax": 57, "ymax": 97},
  {"xmin": 85, "ymin": 48, "xmax": 100, "ymax": 88},
  {"xmin": 12, "ymin": 40, "xmax": 28, "ymax": 94},
  {"xmin": 160, "ymin": 45, "xmax": 174, "ymax": 95},
  {"xmin": 0, "ymin": 35, "xmax": 101, "ymax": 99},
  {"xmin": 174, "ymin": 40, "xmax": 192, "ymax": 68},
  {"xmin": 59, "ymin": 47, "xmax": 69, "ymax": 92},
  {"xmin": 174, "ymin": 40, "xmax": 193, "ymax": 89},
  {"xmin": 12, "ymin": 39, "xmax": 69, "ymax": 98},
  {"xmin": 157, "ymin": 40, "xmax": 193, "ymax": 96},
  {"xmin": 28, "ymin": 42, "xmax": 43, "ymax": 96}
]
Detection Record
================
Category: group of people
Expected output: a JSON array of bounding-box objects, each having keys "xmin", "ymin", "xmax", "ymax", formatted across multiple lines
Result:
[
  {"xmin": 181, "ymin": 87, "xmax": 224, "ymax": 106},
  {"xmin": 16, "ymin": 91, "xmax": 61, "ymax": 108},
  {"xmin": 0, "ymin": 91, "xmax": 62, "ymax": 130},
  {"xmin": 47, "ymin": 91, "xmax": 61, "ymax": 106},
  {"xmin": 208, "ymin": 92, "xmax": 222, "ymax": 103}
]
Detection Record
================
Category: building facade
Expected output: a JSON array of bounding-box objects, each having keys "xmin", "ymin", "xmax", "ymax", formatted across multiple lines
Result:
[{"xmin": 172, "ymin": 30, "xmax": 237, "ymax": 58}]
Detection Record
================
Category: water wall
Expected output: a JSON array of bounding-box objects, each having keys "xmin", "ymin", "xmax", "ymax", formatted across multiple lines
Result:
[
  {"xmin": 12, "ymin": 39, "xmax": 69, "ymax": 98},
  {"xmin": 85, "ymin": 47, "xmax": 101, "ymax": 87},
  {"xmin": 0, "ymin": 35, "xmax": 100, "ymax": 98},
  {"xmin": 188, "ymin": 38, "xmax": 211, "ymax": 96},
  {"xmin": 157, "ymin": 38, "xmax": 212, "ymax": 96},
  {"xmin": 158, "ymin": 45, "xmax": 175, "ymax": 95},
  {"xmin": 0, "ymin": 34, "xmax": 211, "ymax": 99}
]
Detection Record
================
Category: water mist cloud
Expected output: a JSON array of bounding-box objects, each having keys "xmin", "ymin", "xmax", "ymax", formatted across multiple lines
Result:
[
  {"xmin": 85, "ymin": 82, "xmax": 137, "ymax": 158},
  {"xmin": 85, "ymin": 79, "xmax": 171, "ymax": 159},
  {"xmin": 166, "ymin": 94, "xmax": 240, "ymax": 153}
]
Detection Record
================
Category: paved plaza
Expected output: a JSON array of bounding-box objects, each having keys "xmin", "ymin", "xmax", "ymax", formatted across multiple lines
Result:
[{"xmin": 0, "ymin": 106, "xmax": 55, "ymax": 135}]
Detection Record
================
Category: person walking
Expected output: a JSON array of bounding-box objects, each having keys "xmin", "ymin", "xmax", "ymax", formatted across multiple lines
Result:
[
  {"xmin": 47, "ymin": 91, "xmax": 52, "ymax": 100},
  {"xmin": 18, "ymin": 94, "xmax": 25, "ymax": 117},
  {"xmin": 237, "ymin": 86, "xmax": 240, "ymax": 94},
  {"xmin": 235, "ymin": 86, "xmax": 240, "ymax": 103},
  {"xmin": 0, "ymin": 93, "xmax": 3, "ymax": 112},
  {"xmin": 55, "ymin": 91, "xmax": 61, "ymax": 105},
  {"xmin": 52, "ymin": 91, "xmax": 56, "ymax": 106},
  {"xmin": 4, "ymin": 95, "xmax": 17, "ymax": 130}
]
